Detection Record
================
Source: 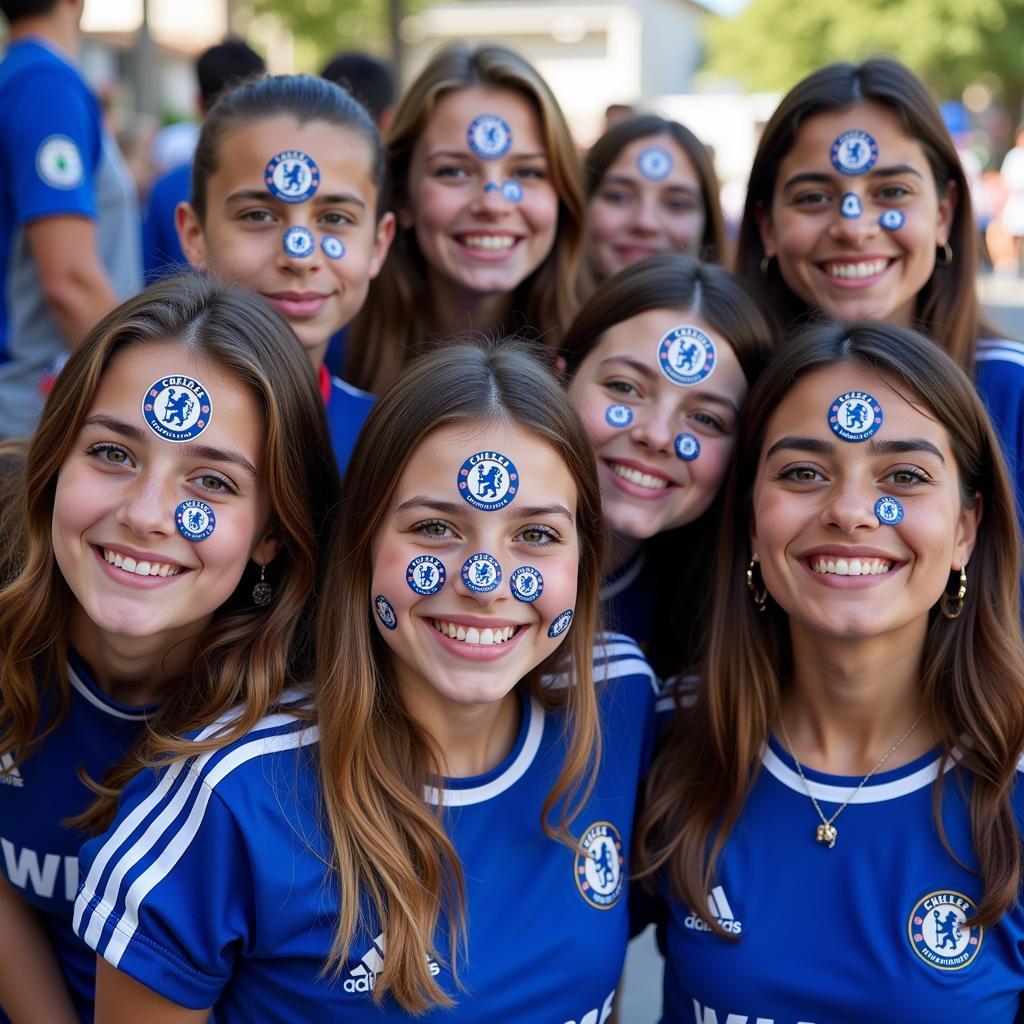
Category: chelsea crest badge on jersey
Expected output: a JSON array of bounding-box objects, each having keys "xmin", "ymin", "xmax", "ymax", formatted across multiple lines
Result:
[
  {"xmin": 575, "ymin": 821, "xmax": 625, "ymax": 910},
  {"xmin": 907, "ymin": 890, "xmax": 983, "ymax": 971}
]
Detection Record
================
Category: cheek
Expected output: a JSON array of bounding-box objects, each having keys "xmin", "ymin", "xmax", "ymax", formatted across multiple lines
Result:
[
  {"xmin": 587, "ymin": 200, "xmax": 621, "ymax": 242},
  {"xmin": 526, "ymin": 186, "xmax": 560, "ymax": 234},
  {"xmin": 668, "ymin": 210, "xmax": 705, "ymax": 249}
]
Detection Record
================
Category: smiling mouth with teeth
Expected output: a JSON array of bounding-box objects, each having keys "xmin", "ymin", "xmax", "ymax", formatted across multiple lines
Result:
[
  {"xmin": 432, "ymin": 619, "xmax": 521, "ymax": 645},
  {"xmin": 102, "ymin": 548, "xmax": 184, "ymax": 578},
  {"xmin": 460, "ymin": 235, "xmax": 517, "ymax": 250},
  {"xmin": 823, "ymin": 259, "xmax": 890, "ymax": 279},
  {"xmin": 811, "ymin": 556, "xmax": 892, "ymax": 576},
  {"xmin": 609, "ymin": 462, "xmax": 669, "ymax": 491}
]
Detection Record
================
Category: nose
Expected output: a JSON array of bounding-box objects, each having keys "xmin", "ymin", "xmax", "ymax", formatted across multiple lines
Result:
[
  {"xmin": 472, "ymin": 181, "xmax": 513, "ymax": 217},
  {"xmin": 630, "ymin": 195, "xmax": 660, "ymax": 235},
  {"xmin": 279, "ymin": 223, "xmax": 323, "ymax": 273},
  {"xmin": 454, "ymin": 553, "xmax": 506, "ymax": 606},
  {"xmin": 820, "ymin": 476, "xmax": 881, "ymax": 535},
  {"xmin": 117, "ymin": 470, "xmax": 176, "ymax": 538},
  {"xmin": 828, "ymin": 197, "xmax": 880, "ymax": 244},
  {"xmin": 629, "ymin": 402, "xmax": 675, "ymax": 455}
]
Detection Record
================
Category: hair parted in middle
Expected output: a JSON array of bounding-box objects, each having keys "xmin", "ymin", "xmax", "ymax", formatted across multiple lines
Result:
[
  {"xmin": 346, "ymin": 42, "xmax": 587, "ymax": 395},
  {"xmin": 314, "ymin": 337, "xmax": 604, "ymax": 1013},
  {"xmin": 636, "ymin": 318, "xmax": 1024, "ymax": 935}
]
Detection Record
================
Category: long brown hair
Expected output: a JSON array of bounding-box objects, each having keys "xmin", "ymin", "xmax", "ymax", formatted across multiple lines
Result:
[
  {"xmin": 0, "ymin": 275, "xmax": 340, "ymax": 831},
  {"xmin": 315, "ymin": 339, "xmax": 604, "ymax": 1011},
  {"xmin": 735, "ymin": 58, "xmax": 994, "ymax": 372},
  {"xmin": 561, "ymin": 253, "xmax": 774, "ymax": 677},
  {"xmin": 346, "ymin": 42, "xmax": 586, "ymax": 395},
  {"xmin": 637, "ymin": 320, "xmax": 1024, "ymax": 932}
]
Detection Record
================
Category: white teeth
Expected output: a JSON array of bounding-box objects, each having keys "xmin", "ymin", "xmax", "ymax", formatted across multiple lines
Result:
[
  {"xmin": 811, "ymin": 557, "xmax": 892, "ymax": 576},
  {"xmin": 610, "ymin": 462, "xmax": 669, "ymax": 490},
  {"xmin": 122, "ymin": 556, "xmax": 136, "ymax": 573},
  {"xmin": 432, "ymin": 620, "xmax": 519, "ymax": 645},
  {"xmin": 824, "ymin": 259, "xmax": 888, "ymax": 279},
  {"xmin": 102, "ymin": 548, "xmax": 182, "ymax": 578},
  {"xmin": 462, "ymin": 235, "xmax": 516, "ymax": 250}
]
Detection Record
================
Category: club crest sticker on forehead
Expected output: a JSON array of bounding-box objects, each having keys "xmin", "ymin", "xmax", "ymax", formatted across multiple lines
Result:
[
  {"xmin": 407, "ymin": 555, "xmax": 446, "ymax": 596},
  {"xmin": 880, "ymin": 209, "xmax": 905, "ymax": 231},
  {"xmin": 658, "ymin": 325, "xmax": 717, "ymax": 387},
  {"xmin": 548, "ymin": 609, "xmax": 573, "ymax": 639},
  {"xmin": 830, "ymin": 130, "xmax": 878, "ymax": 175},
  {"xmin": 264, "ymin": 150, "xmax": 320, "ymax": 203},
  {"xmin": 461, "ymin": 553, "xmax": 501, "ymax": 593},
  {"xmin": 674, "ymin": 432, "xmax": 700, "ymax": 461},
  {"xmin": 828, "ymin": 391, "xmax": 884, "ymax": 442},
  {"xmin": 637, "ymin": 146, "xmax": 673, "ymax": 181},
  {"xmin": 457, "ymin": 451, "xmax": 519, "ymax": 511},
  {"xmin": 605, "ymin": 404, "xmax": 633, "ymax": 428},
  {"xmin": 510, "ymin": 565, "xmax": 543, "ymax": 603},
  {"xmin": 374, "ymin": 595, "xmax": 398, "ymax": 630},
  {"xmin": 875, "ymin": 495, "xmax": 904, "ymax": 526},
  {"xmin": 175, "ymin": 499, "xmax": 216, "ymax": 542},
  {"xmin": 467, "ymin": 114, "xmax": 512, "ymax": 159},
  {"xmin": 283, "ymin": 226, "xmax": 314, "ymax": 259},
  {"xmin": 840, "ymin": 193, "xmax": 862, "ymax": 219},
  {"xmin": 321, "ymin": 235, "xmax": 345, "ymax": 260},
  {"xmin": 143, "ymin": 375, "xmax": 212, "ymax": 442}
]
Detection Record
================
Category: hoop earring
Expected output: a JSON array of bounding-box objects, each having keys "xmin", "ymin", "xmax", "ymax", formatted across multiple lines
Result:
[
  {"xmin": 746, "ymin": 556, "xmax": 767, "ymax": 612},
  {"xmin": 252, "ymin": 563, "xmax": 273, "ymax": 607},
  {"xmin": 937, "ymin": 242, "xmax": 953, "ymax": 266},
  {"xmin": 939, "ymin": 566, "xmax": 967, "ymax": 620},
  {"xmin": 760, "ymin": 255, "xmax": 775, "ymax": 276}
]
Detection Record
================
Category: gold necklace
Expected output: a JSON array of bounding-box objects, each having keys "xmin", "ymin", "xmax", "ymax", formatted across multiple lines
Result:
[{"xmin": 778, "ymin": 712, "xmax": 925, "ymax": 849}]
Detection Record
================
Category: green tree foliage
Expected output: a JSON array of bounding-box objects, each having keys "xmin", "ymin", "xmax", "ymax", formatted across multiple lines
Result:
[
  {"xmin": 707, "ymin": 0, "xmax": 1024, "ymax": 115},
  {"xmin": 249, "ymin": 0, "xmax": 393, "ymax": 66}
]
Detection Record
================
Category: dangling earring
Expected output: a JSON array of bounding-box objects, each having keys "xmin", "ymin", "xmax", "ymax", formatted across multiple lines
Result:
[
  {"xmin": 746, "ymin": 555, "xmax": 767, "ymax": 612},
  {"xmin": 252, "ymin": 563, "xmax": 272, "ymax": 606},
  {"xmin": 939, "ymin": 566, "xmax": 967, "ymax": 620},
  {"xmin": 937, "ymin": 242, "xmax": 953, "ymax": 266},
  {"xmin": 760, "ymin": 254, "xmax": 775, "ymax": 276}
]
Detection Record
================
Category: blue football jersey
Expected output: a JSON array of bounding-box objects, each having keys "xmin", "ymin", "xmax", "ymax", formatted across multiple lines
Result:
[
  {"xmin": 660, "ymin": 735, "xmax": 1024, "ymax": 1023},
  {"xmin": 326, "ymin": 373, "xmax": 375, "ymax": 475},
  {"xmin": 0, "ymin": 654, "xmax": 150, "ymax": 1022},
  {"xmin": 74, "ymin": 635, "xmax": 656, "ymax": 1022}
]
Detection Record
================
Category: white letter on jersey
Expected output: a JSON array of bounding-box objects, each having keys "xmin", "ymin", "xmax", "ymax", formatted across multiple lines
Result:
[
  {"xmin": 2, "ymin": 839, "xmax": 60, "ymax": 898},
  {"xmin": 563, "ymin": 987, "xmax": 615, "ymax": 1024}
]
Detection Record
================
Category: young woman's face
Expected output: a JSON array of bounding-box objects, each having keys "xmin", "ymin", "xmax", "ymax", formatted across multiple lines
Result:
[
  {"xmin": 758, "ymin": 102, "xmax": 956, "ymax": 326},
  {"xmin": 371, "ymin": 418, "xmax": 580, "ymax": 715},
  {"xmin": 567, "ymin": 307, "xmax": 748, "ymax": 542},
  {"xmin": 53, "ymin": 341, "xmax": 279, "ymax": 646},
  {"xmin": 178, "ymin": 116, "xmax": 395, "ymax": 362},
  {"xmin": 587, "ymin": 133, "xmax": 706, "ymax": 279},
  {"xmin": 752, "ymin": 363, "xmax": 978, "ymax": 644},
  {"xmin": 402, "ymin": 86, "xmax": 560, "ymax": 300}
]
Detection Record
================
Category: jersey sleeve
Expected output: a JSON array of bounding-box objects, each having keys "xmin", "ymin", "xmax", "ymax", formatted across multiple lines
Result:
[
  {"xmin": 72, "ymin": 759, "xmax": 254, "ymax": 1010},
  {"xmin": 2, "ymin": 68, "xmax": 100, "ymax": 225}
]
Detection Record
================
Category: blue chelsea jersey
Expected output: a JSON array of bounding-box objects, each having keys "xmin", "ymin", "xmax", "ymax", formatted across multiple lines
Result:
[
  {"xmin": 325, "ymin": 373, "xmax": 375, "ymax": 475},
  {"xmin": 661, "ymin": 735, "xmax": 1024, "ymax": 1024},
  {"xmin": 0, "ymin": 655, "xmax": 150, "ymax": 1022},
  {"xmin": 74, "ymin": 634, "xmax": 657, "ymax": 1022}
]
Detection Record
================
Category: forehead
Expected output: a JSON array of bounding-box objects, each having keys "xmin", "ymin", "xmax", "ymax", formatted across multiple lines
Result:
[
  {"xmin": 423, "ymin": 86, "xmax": 543, "ymax": 146},
  {"xmin": 609, "ymin": 134, "xmax": 700, "ymax": 182}
]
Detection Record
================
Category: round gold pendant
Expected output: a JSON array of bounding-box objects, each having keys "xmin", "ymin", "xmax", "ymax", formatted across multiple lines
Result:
[{"xmin": 816, "ymin": 823, "xmax": 837, "ymax": 848}]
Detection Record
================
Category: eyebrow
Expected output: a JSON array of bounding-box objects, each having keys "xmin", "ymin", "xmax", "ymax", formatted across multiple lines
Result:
[
  {"xmin": 81, "ymin": 414, "xmax": 259, "ymax": 476},
  {"xmin": 764, "ymin": 434, "xmax": 945, "ymax": 463},
  {"xmin": 598, "ymin": 355, "xmax": 656, "ymax": 380},
  {"xmin": 395, "ymin": 496, "xmax": 574, "ymax": 523},
  {"xmin": 782, "ymin": 164, "xmax": 924, "ymax": 192},
  {"xmin": 225, "ymin": 188, "xmax": 366, "ymax": 209}
]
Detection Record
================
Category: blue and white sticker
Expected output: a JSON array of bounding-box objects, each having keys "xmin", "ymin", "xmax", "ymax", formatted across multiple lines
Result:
[
  {"xmin": 675, "ymin": 432, "xmax": 700, "ymax": 461},
  {"xmin": 407, "ymin": 555, "xmax": 446, "ymax": 596},
  {"xmin": 605, "ymin": 404, "xmax": 633, "ymax": 428},
  {"xmin": 501, "ymin": 179, "xmax": 523, "ymax": 203},
  {"xmin": 658, "ymin": 325, "xmax": 717, "ymax": 387},
  {"xmin": 143, "ymin": 375, "xmax": 212, "ymax": 442},
  {"xmin": 461, "ymin": 553, "xmax": 501, "ymax": 593},
  {"xmin": 374, "ymin": 595, "xmax": 398, "ymax": 630},
  {"xmin": 841, "ymin": 192, "xmax": 862, "ymax": 218},
  {"xmin": 908, "ymin": 891, "xmax": 983, "ymax": 972},
  {"xmin": 875, "ymin": 495, "xmax": 904, "ymax": 526},
  {"xmin": 36, "ymin": 135, "xmax": 84, "ymax": 190},
  {"xmin": 830, "ymin": 130, "xmax": 878, "ymax": 175},
  {"xmin": 828, "ymin": 391, "xmax": 883, "ymax": 442},
  {"xmin": 458, "ymin": 451, "xmax": 519, "ymax": 511},
  {"xmin": 637, "ymin": 146, "xmax": 673, "ymax": 181},
  {"xmin": 880, "ymin": 209, "xmax": 905, "ymax": 231},
  {"xmin": 510, "ymin": 565, "xmax": 543, "ymax": 603},
  {"xmin": 283, "ymin": 226, "xmax": 314, "ymax": 258},
  {"xmin": 548, "ymin": 608, "xmax": 574, "ymax": 639},
  {"xmin": 321, "ymin": 235, "xmax": 346, "ymax": 259},
  {"xmin": 575, "ymin": 821, "xmax": 625, "ymax": 909},
  {"xmin": 264, "ymin": 150, "xmax": 320, "ymax": 203},
  {"xmin": 175, "ymin": 499, "xmax": 216, "ymax": 541},
  {"xmin": 467, "ymin": 114, "xmax": 512, "ymax": 159}
]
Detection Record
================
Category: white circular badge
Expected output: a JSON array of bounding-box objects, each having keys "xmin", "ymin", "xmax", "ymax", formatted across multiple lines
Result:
[{"xmin": 36, "ymin": 135, "xmax": 84, "ymax": 190}]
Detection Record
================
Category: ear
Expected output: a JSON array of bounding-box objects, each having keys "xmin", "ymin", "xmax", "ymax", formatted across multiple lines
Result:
[
  {"xmin": 936, "ymin": 178, "xmax": 958, "ymax": 248},
  {"xmin": 754, "ymin": 197, "xmax": 776, "ymax": 259},
  {"xmin": 953, "ymin": 491, "xmax": 981, "ymax": 571},
  {"xmin": 176, "ymin": 201, "xmax": 208, "ymax": 271},
  {"xmin": 368, "ymin": 211, "xmax": 397, "ymax": 279},
  {"xmin": 251, "ymin": 521, "xmax": 283, "ymax": 568}
]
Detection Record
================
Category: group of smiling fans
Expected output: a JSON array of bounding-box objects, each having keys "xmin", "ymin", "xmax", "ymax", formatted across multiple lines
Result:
[{"xmin": 1, "ymin": 1, "xmax": 1024, "ymax": 1021}]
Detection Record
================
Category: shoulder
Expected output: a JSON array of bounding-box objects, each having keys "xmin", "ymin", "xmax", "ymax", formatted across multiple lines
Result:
[
  {"xmin": 329, "ymin": 374, "xmax": 376, "ymax": 409},
  {"xmin": 0, "ymin": 44, "xmax": 92, "ymax": 115},
  {"xmin": 976, "ymin": 337, "xmax": 1024, "ymax": 374},
  {"xmin": 591, "ymin": 631, "xmax": 658, "ymax": 692}
]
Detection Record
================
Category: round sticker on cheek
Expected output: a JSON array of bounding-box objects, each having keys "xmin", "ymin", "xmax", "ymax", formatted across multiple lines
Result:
[
  {"xmin": 461, "ymin": 553, "xmax": 502, "ymax": 593},
  {"xmin": 658, "ymin": 326, "xmax": 717, "ymax": 387},
  {"xmin": 458, "ymin": 451, "xmax": 519, "ymax": 511},
  {"xmin": 674, "ymin": 432, "xmax": 700, "ymax": 461},
  {"xmin": 501, "ymin": 179, "xmax": 523, "ymax": 203},
  {"xmin": 143, "ymin": 376, "xmax": 212, "ymax": 442},
  {"xmin": 510, "ymin": 565, "xmax": 543, "ymax": 603},
  {"xmin": 875, "ymin": 496, "xmax": 904, "ymax": 525},
  {"xmin": 374, "ymin": 595, "xmax": 398, "ymax": 630},
  {"xmin": 880, "ymin": 209, "xmax": 905, "ymax": 231},
  {"xmin": 175, "ymin": 499, "xmax": 215, "ymax": 541},
  {"xmin": 548, "ymin": 609, "xmax": 574, "ymax": 638},
  {"xmin": 321, "ymin": 235, "xmax": 345, "ymax": 259},
  {"xmin": 605, "ymin": 404, "xmax": 633, "ymax": 428},
  {"xmin": 407, "ymin": 555, "xmax": 446, "ymax": 596},
  {"xmin": 467, "ymin": 114, "xmax": 512, "ymax": 159},
  {"xmin": 830, "ymin": 130, "xmax": 878, "ymax": 175},
  {"xmin": 828, "ymin": 391, "xmax": 883, "ymax": 442},
  {"xmin": 283, "ymin": 226, "xmax": 314, "ymax": 259},
  {"xmin": 265, "ymin": 150, "xmax": 320, "ymax": 203},
  {"xmin": 637, "ymin": 146, "xmax": 673, "ymax": 181}
]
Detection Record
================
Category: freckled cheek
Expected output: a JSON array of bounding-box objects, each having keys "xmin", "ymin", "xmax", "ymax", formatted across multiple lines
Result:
[{"xmin": 533, "ymin": 553, "xmax": 580, "ymax": 622}]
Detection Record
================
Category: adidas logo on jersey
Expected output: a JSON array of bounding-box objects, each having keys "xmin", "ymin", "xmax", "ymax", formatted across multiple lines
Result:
[
  {"xmin": 0, "ymin": 753, "xmax": 23, "ymax": 788},
  {"xmin": 343, "ymin": 933, "xmax": 440, "ymax": 994},
  {"xmin": 685, "ymin": 885, "xmax": 743, "ymax": 935}
]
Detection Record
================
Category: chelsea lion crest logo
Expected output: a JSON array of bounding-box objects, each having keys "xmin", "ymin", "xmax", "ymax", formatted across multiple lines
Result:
[
  {"xmin": 143, "ymin": 376, "xmax": 211, "ymax": 442},
  {"xmin": 658, "ymin": 326, "xmax": 717, "ymax": 387},
  {"xmin": 908, "ymin": 890, "xmax": 983, "ymax": 971},
  {"xmin": 457, "ymin": 451, "xmax": 519, "ymax": 511},
  {"xmin": 575, "ymin": 821, "xmax": 625, "ymax": 910}
]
